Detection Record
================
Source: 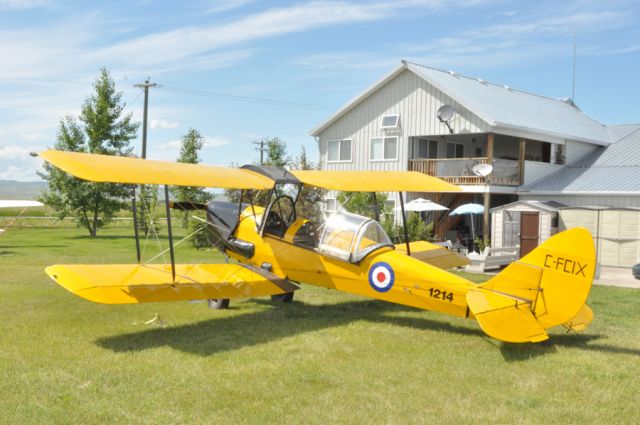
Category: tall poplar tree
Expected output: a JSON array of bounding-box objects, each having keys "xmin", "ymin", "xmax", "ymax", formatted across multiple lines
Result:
[
  {"xmin": 40, "ymin": 68, "xmax": 139, "ymax": 236},
  {"xmin": 172, "ymin": 128, "xmax": 213, "ymax": 228}
]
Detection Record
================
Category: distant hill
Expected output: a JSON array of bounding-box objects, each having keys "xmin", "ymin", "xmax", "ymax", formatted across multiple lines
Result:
[{"xmin": 0, "ymin": 180, "xmax": 47, "ymax": 200}]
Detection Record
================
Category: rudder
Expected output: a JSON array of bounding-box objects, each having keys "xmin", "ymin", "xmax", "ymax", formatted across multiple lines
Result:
[{"xmin": 470, "ymin": 227, "xmax": 596, "ymax": 339}]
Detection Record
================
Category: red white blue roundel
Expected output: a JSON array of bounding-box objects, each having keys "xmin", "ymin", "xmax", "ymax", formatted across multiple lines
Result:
[{"xmin": 368, "ymin": 262, "xmax": 395, "ymax": 292}]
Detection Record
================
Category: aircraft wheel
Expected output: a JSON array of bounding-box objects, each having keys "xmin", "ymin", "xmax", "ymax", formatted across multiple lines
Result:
[
  {"xmin": 271, "ymin": 292, "xmax": 294, "ymax": 303},
  {"xmin": 208, "ymin": 298, "xmax": 230, "ymax": 309}
]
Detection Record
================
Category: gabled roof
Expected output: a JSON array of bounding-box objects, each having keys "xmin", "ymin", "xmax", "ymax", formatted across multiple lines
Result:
[
  {"xmin": 519, "ymin": 125, "xmax": 640, "ymax": 194},
  {"xmin": 310, "ymin": 60, "xmax": 611, "ymax": 145},
  {"xmin": 490, "ymin": 200, "xmax": 565, "ymax": 213}
]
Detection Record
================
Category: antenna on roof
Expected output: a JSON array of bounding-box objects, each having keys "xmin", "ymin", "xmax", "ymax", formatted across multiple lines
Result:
[{"xmin": 572, "ymin": 29, "xmax": 577, "ymax": 105}]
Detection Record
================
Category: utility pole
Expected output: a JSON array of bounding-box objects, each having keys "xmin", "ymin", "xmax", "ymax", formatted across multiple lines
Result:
[
  {"xmin": 133, "ymin": 78, "xmax": 158, "ymax": 238},
  {"xmin": 253, "ymin": 140, "xmax": 266, "ymax": 165},
  {"xmin": 134, "ymin": 78, "xmax": 158, "ymax": 159}
]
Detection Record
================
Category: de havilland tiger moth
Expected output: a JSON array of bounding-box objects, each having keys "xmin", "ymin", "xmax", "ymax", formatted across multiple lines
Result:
[{"xmin": 34, "ymin": 149, "xmax": 596, "ymax": 343}]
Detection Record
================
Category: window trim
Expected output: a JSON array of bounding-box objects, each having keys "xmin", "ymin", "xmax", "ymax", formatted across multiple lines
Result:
[
  {"xmin": 380, "ymin": 114, "xmax": 400, "ymax": 129},
  {"xmin": 446, "ymin": 141, "xmax": 465, "ymax": 159},
  {"xmin": 324, "ymin": 197, "xmax": 337, "ymax": 213},
  {"xmin": 326, "ymin": 138, "xmax": 353, "ymax": 163},
  {"xmin": 369, "ymin": 136, "xmax": 399, "ymax": 162},
  {"xmin": 416, "ymin": 138, "xmax": 438, "ymax": 159}
]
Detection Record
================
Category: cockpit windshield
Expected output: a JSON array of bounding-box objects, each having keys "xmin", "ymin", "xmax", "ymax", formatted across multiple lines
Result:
[{"xmin": 317, "ymin": 212, "xmax": 393, "ymax": 263}]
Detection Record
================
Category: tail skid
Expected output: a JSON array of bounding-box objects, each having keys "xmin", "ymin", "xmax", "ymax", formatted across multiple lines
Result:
[{"xmin": 466, "ymin": 227, "xmax": 596, "ymax": 343}]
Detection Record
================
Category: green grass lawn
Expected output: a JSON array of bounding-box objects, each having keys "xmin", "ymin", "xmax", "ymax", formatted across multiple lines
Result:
[{"xmin": 1, "ymin": 226, "xmax": 639, "ymax": 424}]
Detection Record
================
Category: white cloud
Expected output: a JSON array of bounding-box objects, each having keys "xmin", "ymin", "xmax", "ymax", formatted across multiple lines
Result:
[
  {"xmin": 202, "ymin": 136, "xmax": 231, "ymax": 147},
  {"xmin": 151, "ymin": 119, "xmax": 180, "ymax": 129},
  {"xmin": 0, "ymin": 0, "xmax": 51, "ymax": 10},
  {"xmin": 203, "ymin": 0, "xmax": 255, "ymax": 14},
  {"xmin": 0, "ymin": 145, "xmax": 32, "ymax": 159}
]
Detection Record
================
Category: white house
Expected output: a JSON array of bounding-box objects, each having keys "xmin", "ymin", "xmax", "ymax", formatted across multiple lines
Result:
[{"xmin": 310, "ymin": 60, "xmax": 640, "ymax": 259}]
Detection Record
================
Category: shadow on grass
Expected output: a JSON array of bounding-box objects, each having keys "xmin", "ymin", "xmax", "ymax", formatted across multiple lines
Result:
[
  {"xmin": 500, "ymin": 332, "xmax": 640, "ymax": 361},
  {"xmin": 96, "ymin": 299, "xmax": 486, "ymax": 356},
  {"xmin": 95, "ymin": 299, "xmax": 640, "ymax": 359}
]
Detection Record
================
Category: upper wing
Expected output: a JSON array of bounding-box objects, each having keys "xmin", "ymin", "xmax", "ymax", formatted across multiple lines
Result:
[
  {"xmin": 46, "ymin": 263, "xmax": 298, "ymax": 304},
  {"xmin": 0, "ymin": 200, "xmax": 44, "ymax": 208},
  {"xmin": 290, "ymin": 170, "xmax": 460, "ymax": 192},
  {"xmin": 394, "ymin": 241, "xmax": 470, "ymax": 269},
  {"xmin": 37, "ymin": 150, "xmax": 274, "ymax": 190}
]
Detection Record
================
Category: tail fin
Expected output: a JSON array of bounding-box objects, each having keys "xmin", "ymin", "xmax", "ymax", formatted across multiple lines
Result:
[{"xmin": 466, "ymin": 227, "xmax": 596, "ymax": 343}]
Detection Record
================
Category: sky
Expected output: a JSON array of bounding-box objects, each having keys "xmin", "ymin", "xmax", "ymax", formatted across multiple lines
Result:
[{"xmin": 1, "ymin": 0, "xmax": 639, "ymax": 181}]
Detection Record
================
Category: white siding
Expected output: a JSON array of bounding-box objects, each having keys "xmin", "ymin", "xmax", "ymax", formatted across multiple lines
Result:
[
  {"xmin": 492, "ymin": 210, "xmax": 503, "ymax": 247},
  {"xmin": 317, "ymin": 69, "xmax": 489, "ymax": 172},
  {"xmin": 559, "ymin": 208, "xmax": 640, "ymax": 267},
  {"xmin": 565, "ymin": 140, "xmax": 598, "ymax": 164}
]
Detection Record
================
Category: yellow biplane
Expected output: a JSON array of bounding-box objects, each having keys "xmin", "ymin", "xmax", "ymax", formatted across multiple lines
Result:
[{"xmin": 36, "ymin": 149, "xmax": 596, "ymax": 343}]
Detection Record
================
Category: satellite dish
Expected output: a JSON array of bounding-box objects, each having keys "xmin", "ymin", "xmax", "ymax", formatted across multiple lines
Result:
[
  {"xmin": 472, "ymin": 163, "xmax": 494, "ymax": 177},
  {"xmin": 437, "ymin": 104, "xmax": 455, "ymax": 123}
]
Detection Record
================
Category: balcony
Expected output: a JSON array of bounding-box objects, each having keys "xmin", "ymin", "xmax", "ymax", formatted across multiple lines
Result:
[{"xmin": 408, "ymin": 157, "xmax": 521, "ymax": 186}]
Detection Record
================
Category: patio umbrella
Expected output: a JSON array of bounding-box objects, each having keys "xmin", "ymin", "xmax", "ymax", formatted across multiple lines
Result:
[
  {"xmin": 449, "ymin": 203, "xmax": 485, "ymax": 252},
  {"xmin": 395, "ymin": 198, "xmax": 448, "ymax": 212}
]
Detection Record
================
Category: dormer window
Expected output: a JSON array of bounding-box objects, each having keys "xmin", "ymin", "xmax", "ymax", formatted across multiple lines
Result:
[{"xmin": 380, "ymin": 114, "xmax": 400, "ymax": 129}]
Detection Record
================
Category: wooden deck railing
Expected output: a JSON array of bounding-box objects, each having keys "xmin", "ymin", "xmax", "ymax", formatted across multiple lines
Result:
[{"xmin": 408, "ymin": 157, "xmax": 521, "ymax": 186}]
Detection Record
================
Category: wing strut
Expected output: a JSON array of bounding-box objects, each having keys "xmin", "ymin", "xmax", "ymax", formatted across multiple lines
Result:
[
  {"xmin": 398, "ymin": 192, "xmax": 411, "ymax": 256},
  {"xmin": 163, "ymin": 185, "xmax": 176, "ymax": 282},
  {"xmin": 130, "ymin": 188, "xmax": 142, "ymax": 263}
]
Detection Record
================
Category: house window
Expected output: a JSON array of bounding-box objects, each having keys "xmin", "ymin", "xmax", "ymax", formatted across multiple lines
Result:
[
  {"xmin": 370, "ymin": 137, "xmax": 398, "ymax": 161},
  {"xmin": 446, "ymin": 142, "xmax": 464, "ymax": 158},
  {"xmin": 325, "ymin": 198, "xmax": 337, "ymax": 212},
  {"xmin": 380, "ymin": 114, "xmax": 400, "ymax": 129},
  {"xmin": 417, "ymin": 139, "xmax": 438, "ymax": 159},
  {"xmin": 385, "ymin": 199, "xmax": 396, "ymax": 215},
  {"xmin": 327, "ymin": 139, "xmax": 352, "ymax": 162}
]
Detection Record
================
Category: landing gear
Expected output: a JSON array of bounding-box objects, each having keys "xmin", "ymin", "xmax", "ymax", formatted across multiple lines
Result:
[
  {"xmin": 271, "ymin": 292, "xmax": 294, "ymax": 303},
  {"xmin": 208, "ymin": 298, "xmax": 230, "ymax": 309}
]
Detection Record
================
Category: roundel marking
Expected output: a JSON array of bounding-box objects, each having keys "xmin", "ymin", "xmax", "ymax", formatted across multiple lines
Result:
[{"xmin": 368, "ymin": 262, "xmax": 395, "ymax": 292}]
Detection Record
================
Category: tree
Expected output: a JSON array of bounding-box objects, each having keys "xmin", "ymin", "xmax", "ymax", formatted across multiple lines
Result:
[
  {"xmin": 265, "ymin": 137, "xmax": 288, "ymax": 167},
  {"xmin": 336, "ymin": 192, "xmax": 433, "ymax": 243},
  {"xmin": 290, "ymin": 146, "xmax": 324, "ymax": 222},
  {"xmin": 225, "ymin": 137, "xmax": 290, "ymax": 206},
  {"xmin": 39, "ymin": 68, "xmax": 139, "ymax": 236},
  {"xmin": 171, "ymin": 128, "xmax": 213, "ymax": 228}
]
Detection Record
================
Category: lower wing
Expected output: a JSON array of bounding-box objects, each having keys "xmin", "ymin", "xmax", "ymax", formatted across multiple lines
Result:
[
  {"xmin": 46, "ymin": 263, "xmax": 298, "ymax": 304},
  {"xmin": 395, "ymin": 241, "xmax": 470, "ymax": 269}
]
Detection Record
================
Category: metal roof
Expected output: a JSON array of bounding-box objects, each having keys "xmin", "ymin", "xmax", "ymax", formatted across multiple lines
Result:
[
  {"xmin": 311, "ymin": 60, "xmax": 612, "ymax": 145},
  {"xmin": 490, "ymin": 200, "xmax": 565, "ymax": 213},
  {"xmin": 405, "ymin": 62, "xmax": 610, "ymax": 145},
  {"xmin": 519, "ymin": 126, "xmax": 640, "ymax": 194}
]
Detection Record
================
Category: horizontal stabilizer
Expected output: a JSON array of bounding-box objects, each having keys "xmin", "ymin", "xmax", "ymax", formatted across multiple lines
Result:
[
  {"xmin": 467, "ymin": 288, "xmax": 548, "ymax": 343},
  {"xmin": 46, "ymin": 263, "xmax": 298, "ymax": 304},
  {"xmin": 562, "ymin": 304, "xmax": 593, "ymax": 332},
  {"xmin": 395, "ymin": 241, "xmax": 470, "ymax": 269}
]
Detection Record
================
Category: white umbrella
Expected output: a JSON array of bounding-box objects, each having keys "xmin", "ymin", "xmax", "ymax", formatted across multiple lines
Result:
[
  {"xmin": 449, "ymin": 203, "xmax": 485, "ymax": 252},
  {"xmin": 395, "ymin": 198, "xmax": 448, "ymax": 212}
]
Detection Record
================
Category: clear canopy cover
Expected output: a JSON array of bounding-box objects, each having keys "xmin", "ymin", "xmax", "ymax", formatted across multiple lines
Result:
[{"xmin": 318, "ymin": 212, "xmax": 392, "ymax": 262}]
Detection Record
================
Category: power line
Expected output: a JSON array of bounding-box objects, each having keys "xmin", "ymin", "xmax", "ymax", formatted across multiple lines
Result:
[{"xmin": 161, "ymin": 84, "xmax": 332, "ymax": 110}]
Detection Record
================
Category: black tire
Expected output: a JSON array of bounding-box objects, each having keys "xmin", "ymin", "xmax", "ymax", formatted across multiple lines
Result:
[
  {"xmin": 271, "ymin": 292, "xmax": 294, "ymax": 303},
  {"xmin": 208, "ymin": 298, "xmax": 230, "ymax": 309}
]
